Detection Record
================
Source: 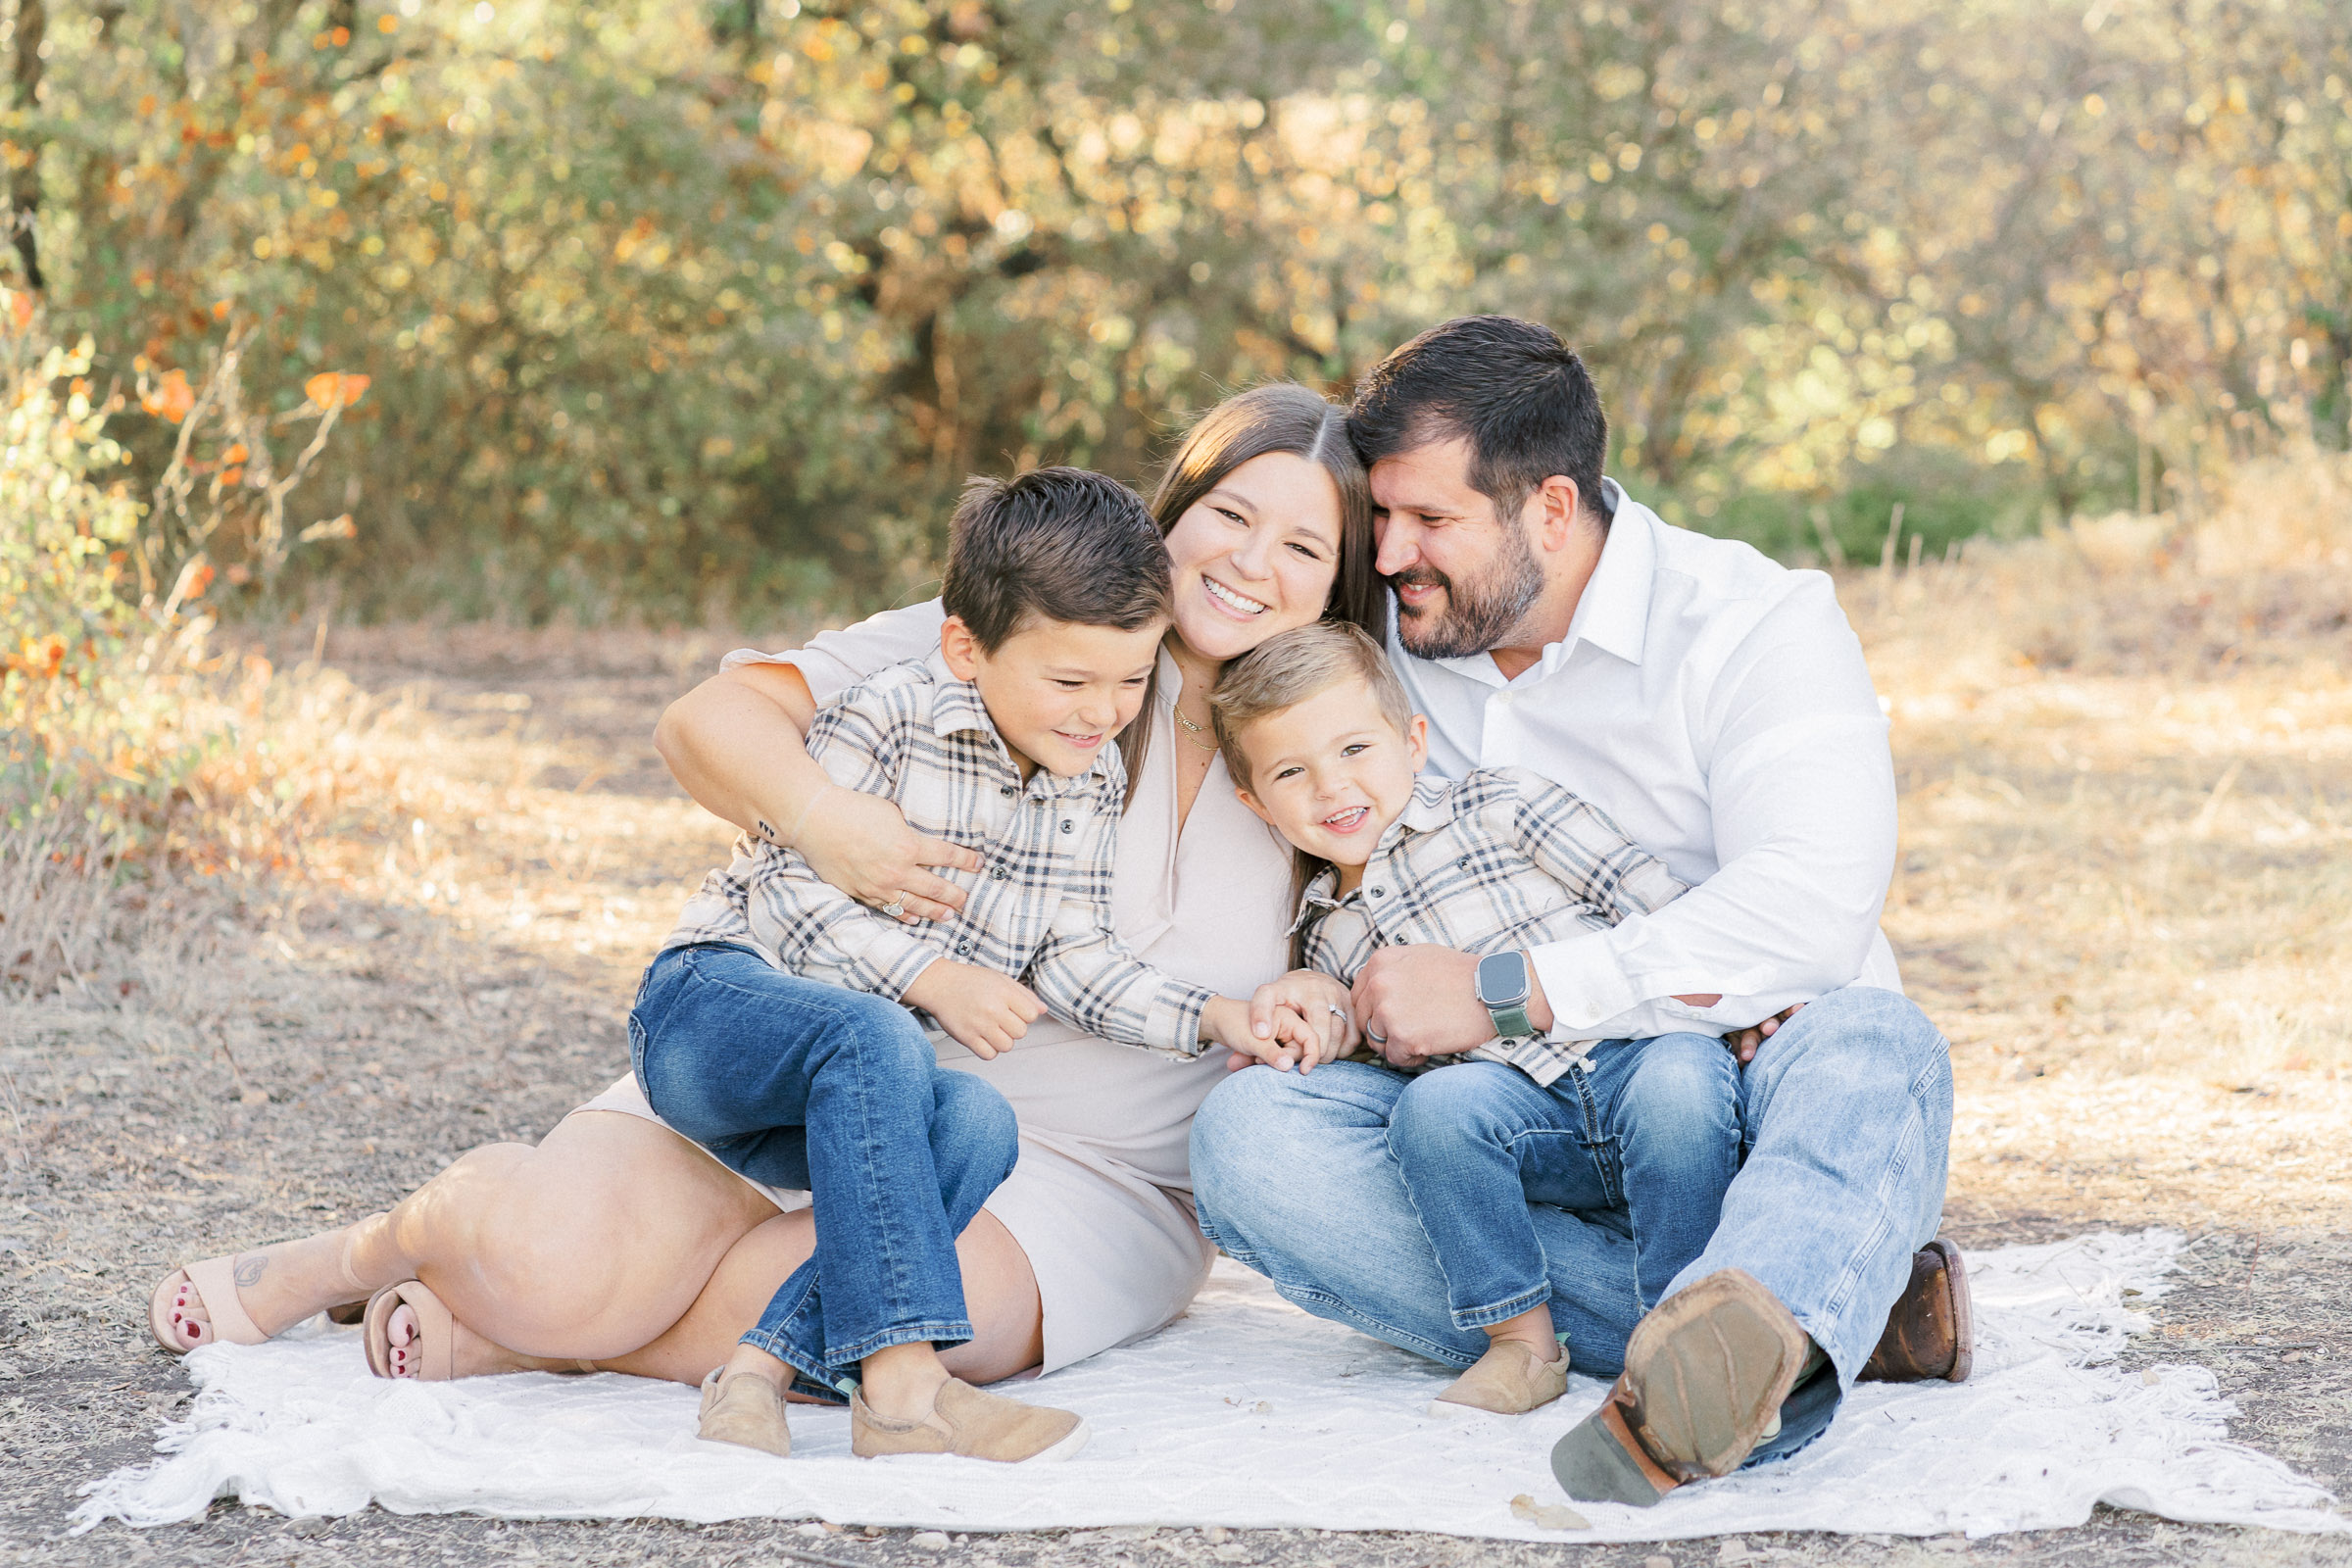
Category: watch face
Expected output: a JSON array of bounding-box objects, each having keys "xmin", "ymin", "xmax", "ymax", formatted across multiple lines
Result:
[{"xmin": 1476, "ymin": 951, "xmax": 1531, "ymax": 1007}]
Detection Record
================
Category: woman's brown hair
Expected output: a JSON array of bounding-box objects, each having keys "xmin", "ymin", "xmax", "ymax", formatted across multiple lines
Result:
[{"xmin": 1117, "ymin": 382, "xmax": 1382, "ymax": 803}]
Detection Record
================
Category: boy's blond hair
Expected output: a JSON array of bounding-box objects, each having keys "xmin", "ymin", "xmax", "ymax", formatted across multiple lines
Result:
[{"xmin": 1209, "ymin": 621, "xmax": 1417, "ymax": 792}]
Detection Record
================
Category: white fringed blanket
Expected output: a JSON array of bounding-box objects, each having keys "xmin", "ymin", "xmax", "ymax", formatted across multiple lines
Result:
[{"xmin": 76, "ymin": 1230, "xmax": 2345, "ymax": 1542}]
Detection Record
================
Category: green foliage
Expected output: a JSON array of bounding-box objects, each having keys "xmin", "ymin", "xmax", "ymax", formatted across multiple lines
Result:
[
  {"xmin": 6, "ymin": 0, "xmax": 2347, "ymax": 620},
  {"xmin": 0, "ymin": 308, "xmax": 186, "ymax": 845}
]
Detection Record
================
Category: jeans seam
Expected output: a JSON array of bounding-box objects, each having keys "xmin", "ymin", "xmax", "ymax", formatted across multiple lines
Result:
[
  {"xmin": 1270, "ymin": 1281, "xmax": 1480, "ymax": 1369},
  {"xmin": 738, "ymin": 1325, "xmax": 846, "ymax": 1393},
  {"xmin": 826, "ymin": 1321, "xmax": 974, "ymax": 1367},
  {"xmin": 1450, "ymin": 1282, "xmax": 1553, "ymax": 1331}
]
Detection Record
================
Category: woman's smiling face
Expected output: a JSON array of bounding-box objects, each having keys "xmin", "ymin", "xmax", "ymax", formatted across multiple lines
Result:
[{"xmin": 1160, "ymin": 451, "xmax": 1345, "ymax": 663}]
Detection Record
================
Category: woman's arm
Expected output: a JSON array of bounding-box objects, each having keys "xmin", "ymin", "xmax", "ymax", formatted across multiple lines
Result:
[{"xmin": 654, "ymin": 661, "xmax": 981, "ymax": 921}]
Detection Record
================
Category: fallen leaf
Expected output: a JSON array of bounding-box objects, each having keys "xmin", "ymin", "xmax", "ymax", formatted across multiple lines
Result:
[{"xmin": 1508, "ymin": 1494, "xmax": 1590, "ymax": 1531}]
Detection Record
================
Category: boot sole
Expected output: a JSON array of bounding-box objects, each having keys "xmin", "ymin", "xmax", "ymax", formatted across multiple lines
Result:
[
  {"xmin": 1926, "ymin": 1239, "xmax": 1975, "ymax": 1384},
  {"xmin": 1623, "ymin": 1268, "xmax": 1809, "ymax": 1479}
]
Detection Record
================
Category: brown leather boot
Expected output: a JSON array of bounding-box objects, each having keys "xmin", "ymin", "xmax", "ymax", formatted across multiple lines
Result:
[{"xmin": 1860, "ymin": 1239, "xmax": 1974, "ymax": 1383}]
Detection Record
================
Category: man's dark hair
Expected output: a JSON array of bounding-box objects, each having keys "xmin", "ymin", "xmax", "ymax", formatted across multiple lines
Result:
[
  {"xmin": 940, "ymin": 466, "xmax": 1172, "ymax": 652},
  {"xmin": 1348, "ymin": 315, "xmax": 1610, "ymax": 527}
]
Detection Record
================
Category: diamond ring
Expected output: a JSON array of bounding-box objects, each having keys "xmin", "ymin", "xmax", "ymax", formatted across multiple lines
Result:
[{"xmin": 880, "ymin": 895, "xmax": 906, "ymax": 919}]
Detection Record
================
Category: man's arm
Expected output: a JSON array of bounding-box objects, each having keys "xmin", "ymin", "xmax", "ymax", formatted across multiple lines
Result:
[{"xmin": 1526, "ymin": 575, "xmax": 1895, "ymax": 1040}]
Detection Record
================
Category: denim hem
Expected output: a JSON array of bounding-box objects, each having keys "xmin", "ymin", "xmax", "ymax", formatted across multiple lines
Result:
[
  {"xmin": 736, "ymin": 1326, "xmax": 852, "ymax": 1396},
  {"xmin": 824, "ymin": 1320, "xmax": 974, "ymax": 1367},
  {"xmin": 1448, "ymin": 1281, "xmax": 1553, "ymax": 1332}
]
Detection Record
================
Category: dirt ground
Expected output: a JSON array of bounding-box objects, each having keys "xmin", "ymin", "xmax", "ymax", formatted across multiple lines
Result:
[{"xmin": 3, "ymin": 610, "xmax": 2348, "ymax": 1566}]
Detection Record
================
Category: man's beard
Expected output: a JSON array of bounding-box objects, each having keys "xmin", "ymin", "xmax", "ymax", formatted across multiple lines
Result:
[{"xmin": 1388, "ymin": 524, "xmax": 1544, "ymax": 661}]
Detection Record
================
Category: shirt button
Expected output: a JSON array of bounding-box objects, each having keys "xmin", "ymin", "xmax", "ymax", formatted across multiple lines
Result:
[
  {"xmin": 990, "ymin": 863, "xmax": 1009, "ymax": 880},
  {"xmin": 1370, "ymin": 886, "xmax": 1386, "ymax": 898},
  {"xmin": 1000, "ymin": 784, "xmax": 1016, "ymax": 797},
  {"xmin": 955, "ymin": 940, "xmax": 972, "ymax": 956},
  {"xmin": 1060, "ymin": 820, "xmax": 1075, "ymax": 834}
]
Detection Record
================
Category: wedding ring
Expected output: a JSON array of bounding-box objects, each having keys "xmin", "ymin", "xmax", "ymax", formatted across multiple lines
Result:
[
  {"xmin": 880, "ymin": 895, "xmax": 907, "ymax": 919},
  {"xmin": 1364, "ymin": 1026, "xmax": 1389, "ymax": 1045}
]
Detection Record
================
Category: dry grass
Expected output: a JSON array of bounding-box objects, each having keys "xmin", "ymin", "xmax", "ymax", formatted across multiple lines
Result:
[
  {"xmin": 1843, "ymin": 449, "xmax": 2352, "ymax": 1239},
  {"xmin": 2, "ymin": 458, "xmax": 2348, "ymax": 1563}
]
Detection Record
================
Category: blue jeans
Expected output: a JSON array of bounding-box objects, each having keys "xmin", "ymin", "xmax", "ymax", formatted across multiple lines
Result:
[
  {"xmin": 1192, "ymin": 986, "xmax": 1951, "ymax": 1466},
  {"xmin": 1389, "ymin": 1035, "xmax": 1740, "ymax": 1329},
  {"xmin": 629, "ymin": 944, "xmax": 1019, "ymax": 1399}
]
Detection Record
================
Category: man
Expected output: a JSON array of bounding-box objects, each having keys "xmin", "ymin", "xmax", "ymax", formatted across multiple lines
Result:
[{"xmin": 1189, "ymin": 316, "xmax": 1967, "ymax": 1505}]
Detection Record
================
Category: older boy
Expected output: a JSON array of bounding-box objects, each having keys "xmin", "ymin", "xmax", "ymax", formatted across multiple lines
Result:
[{"xmin": 642, "ymin": 468, "xmax": 1317, "ymax": 1465}]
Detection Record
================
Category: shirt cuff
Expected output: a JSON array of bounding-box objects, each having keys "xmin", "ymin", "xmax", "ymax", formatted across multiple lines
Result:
[
  {"xmin": 825, "ymin": 919, "xmax": 949, "ymax": 1002},
  {"xmin": 1145, "ymin": 977, "xmax": 1216, "ymax": 1057},
  {"xmin": 1527, "ymin": 930, "xmax": 1643, "ymax": 1036}
]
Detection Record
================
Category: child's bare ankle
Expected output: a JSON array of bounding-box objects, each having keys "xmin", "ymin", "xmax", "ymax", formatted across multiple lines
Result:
[
  {"xmin": 858, "ymin": 1342, "xmax": 952, "ymax": 1422},
  {"xmin": 722, "ymin": 1343, "xmax": 794, "ymax": 1392},
  {"xmin": 1486, "ymin": 1305, "xmax": 1563, "ymax": 1361}
]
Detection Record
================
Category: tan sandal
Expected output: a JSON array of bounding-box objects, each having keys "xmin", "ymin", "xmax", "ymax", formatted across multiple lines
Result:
[
  {"xmin": 363, "ymin": 1281, "xmax": 456, "ymax": 1381},
  {"xmin": 148, "ymin": 1257, "xmax": 269, "ymax": 1353}
]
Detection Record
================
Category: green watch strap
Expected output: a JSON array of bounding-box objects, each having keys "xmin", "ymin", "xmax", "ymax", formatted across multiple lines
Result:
[{"xmin": 1487, "ymin": 1002, "xmax": 1535, "ymax": 1041}]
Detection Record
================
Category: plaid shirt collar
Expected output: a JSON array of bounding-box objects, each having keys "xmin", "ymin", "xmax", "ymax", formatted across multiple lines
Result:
[
  {"xmin": 1288, "ymin": 774, "xmax": 1460, "ymax": 934},
  {"xmin": 918, "ymin": 650, "xmax": 1114, "ymax": 802}
]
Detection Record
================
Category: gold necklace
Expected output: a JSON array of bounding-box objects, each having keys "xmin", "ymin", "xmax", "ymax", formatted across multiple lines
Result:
[{"xmin": 1172, "ymin": 706, "xmax": 1219, "ymax": 754}]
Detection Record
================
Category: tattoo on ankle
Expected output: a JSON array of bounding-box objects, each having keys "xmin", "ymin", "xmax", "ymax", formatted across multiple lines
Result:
[{"xmin": 233, "ymin": 1255, "xmax": 268, "ymax": 1288}]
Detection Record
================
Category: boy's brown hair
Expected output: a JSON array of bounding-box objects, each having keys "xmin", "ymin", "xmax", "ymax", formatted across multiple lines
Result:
[
  {"xmin": 941, "ymin": 466, "xmax": 1171, "ymax": 652},
  {"xmin": 1208, "ymin": 621, "xmax": 1417, "ymax": 793}
]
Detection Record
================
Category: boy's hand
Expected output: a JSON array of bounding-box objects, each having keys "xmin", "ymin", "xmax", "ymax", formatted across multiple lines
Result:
[
  {"xmin": 796, "ymin": 788, "xmax": 981, "ymax": 923},
  {"xmin": 1724, "ymin": 1003, "xmax": 1805, "ymax": 1064},
  {"xmin": 1243, "ymin": 970, "xmax": 1355, "ymax": 1065},
  {"xmin": 904, "ymin": 960, "xmax": 1043, "ymax": 1059},
  {"xmin": 1202, "ymin": 995, "xmax": 1344, "ymax": 1074}
]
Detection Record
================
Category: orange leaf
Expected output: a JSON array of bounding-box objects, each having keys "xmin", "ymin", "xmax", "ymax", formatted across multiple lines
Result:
[
  {"xmin": 211, "ymin": 299, "xmax": 232, "ymax": 320},
  {"xmin": 221, "ymin": 442, "xmax": 249, "ymax": 465},
  {"xmin": 305, "ymin": 371, "xmax": 370, "ymax": 411},
  {"xmin": 185, "ymin": 564, "xmax": 216, "ymax": 602},
  {"xmin": 140, "ymin": 368, "xmax": 195, "ymax": 423},
  {"xmin": 6, "ymin": 292, "xmax": 28, "ymax": 332}
]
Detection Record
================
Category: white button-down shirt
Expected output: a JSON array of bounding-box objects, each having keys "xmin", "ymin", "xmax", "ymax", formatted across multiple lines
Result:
[{"xmin": 1390, "ymin": 480, "xmax": 1903, "ymax": 1042}]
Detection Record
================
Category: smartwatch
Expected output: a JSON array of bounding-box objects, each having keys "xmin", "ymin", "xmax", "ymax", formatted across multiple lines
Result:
[{"xmin": 1475, "ymin": 951, "xmax": 1535, "ymax": 1042}]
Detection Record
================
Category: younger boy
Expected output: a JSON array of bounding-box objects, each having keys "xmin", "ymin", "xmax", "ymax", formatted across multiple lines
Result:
[
  {"xmin": 640, "ymin": 468, "xmax": 1321, "ymax": 1464},
  {"xmin": 1210, "ymin": 621, "xmax": 1740, "ymax": 1420}
]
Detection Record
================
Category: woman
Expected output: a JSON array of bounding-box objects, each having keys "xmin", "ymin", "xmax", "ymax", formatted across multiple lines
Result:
[{"xmin": 149, "ymin": 382, "xmax": 1385, "ymax": 1393}]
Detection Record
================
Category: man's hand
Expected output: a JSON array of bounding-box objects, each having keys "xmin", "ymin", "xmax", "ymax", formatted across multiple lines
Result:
[
  {"xmin": 1724, "ymin": 1003, "xmax": 1805, "ymax": 1065},
  {"xmin": 1351, "ymin": 946, "xmax": 1499, "ymax": 1066},
  {"xmin": 795, "ymin": 787, "xmax": 981, "ymax": 923},
  {"xmin": 903, "ymin": 961, "xmax": 1043, "ymax": 1059}
]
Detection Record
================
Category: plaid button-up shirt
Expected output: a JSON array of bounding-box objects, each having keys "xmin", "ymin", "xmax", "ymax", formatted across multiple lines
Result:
[
  {"xmin": 1296, "ymin": 767, "xmax": 1687, "ymax": 1085},
  {"xmin": 663, "ymin": 652, "xmax": 1216, "ymax": 1054}
]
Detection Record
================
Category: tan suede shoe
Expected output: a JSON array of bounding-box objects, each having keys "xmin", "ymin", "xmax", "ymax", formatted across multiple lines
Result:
[
  {"xmin": 1428, "ymin": 1339, "xmax": 1571, "ymax": 1418},
  {"xmin": 697, "ymin": 1366, "xmax": 792, "ymax": 1457},
  {"xmin": 850, "ymin": 1377, "xmax": 1089, "ymax": 1462}
]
